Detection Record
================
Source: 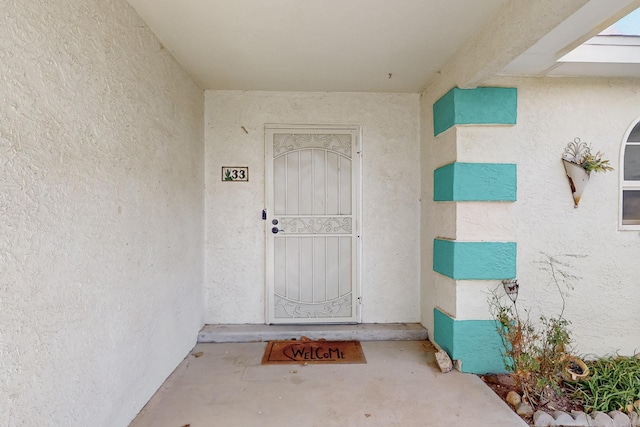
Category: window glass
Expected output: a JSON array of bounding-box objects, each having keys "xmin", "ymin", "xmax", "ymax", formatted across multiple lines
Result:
[
  {"xmin": 628, "ymin": 122, "xmax": 640, "ymax": 142},
  {"xmin": 621, "ymin": 120, "xmax": 640, "ymax": 229},
  {"xmin": 624, "ymin": 145, "xmax": 640, "ymax": 180},
  {"xmin": 622, "ymin": 190, "xmax": 640, "ymax": 225}
]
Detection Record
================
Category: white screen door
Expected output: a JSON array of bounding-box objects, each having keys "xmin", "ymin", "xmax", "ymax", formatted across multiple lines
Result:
[{"xmin": 265, "ymin": 125, "xmax": 361, "ymax": 324}]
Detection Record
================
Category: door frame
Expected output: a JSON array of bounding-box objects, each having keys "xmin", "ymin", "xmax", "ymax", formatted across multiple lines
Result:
[{"xmin": 264, "ymin": 124, "xmax": 362, "ymax": 324}]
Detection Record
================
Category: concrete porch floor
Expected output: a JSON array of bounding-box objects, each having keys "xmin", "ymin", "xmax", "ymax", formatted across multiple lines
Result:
[{"xmin": 129, "ymin": 340, "xmax": 527, "ymax": 427}]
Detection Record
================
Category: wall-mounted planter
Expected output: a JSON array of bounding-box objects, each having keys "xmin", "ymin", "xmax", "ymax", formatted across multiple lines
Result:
[
  {"xmin": 561, "ymin": 137, "xmax": 613, "ymax": 208},
  {"xmin": 562, "ymin": 159, "xmax": 589, "ymax": 208}
]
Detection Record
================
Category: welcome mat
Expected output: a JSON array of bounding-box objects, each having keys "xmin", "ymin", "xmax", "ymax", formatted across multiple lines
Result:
[{"xmin": 261, "ymin": 338, "xmax": 366, "ymax": 365}]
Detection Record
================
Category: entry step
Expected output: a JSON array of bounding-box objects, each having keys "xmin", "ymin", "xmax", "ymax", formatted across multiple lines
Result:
[{"xmin": 198, "ymin": 323, "xmax": 429, "ymax": 343}]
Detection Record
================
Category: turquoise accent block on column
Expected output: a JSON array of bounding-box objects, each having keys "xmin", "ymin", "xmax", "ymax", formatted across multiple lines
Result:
[
  {"xmin": 434, "ymin": 162, "xmax": 516, "ymax": 202},
  {"xmin": 433, "ymin": 239, "xmax": 516, "ymax": 280},
  {"xmin": 434, "ymin": 308, "xmax": 506, "ymax": 374},
  {"xmin": 433, "ymin": 87, "xmax": 517, "ymax": 136}
]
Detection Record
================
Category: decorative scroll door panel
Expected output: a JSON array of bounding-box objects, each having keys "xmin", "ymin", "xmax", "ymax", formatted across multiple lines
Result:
[{"xmin": 265, "ymin": 125, "xmax": 361, "ymax": 324}]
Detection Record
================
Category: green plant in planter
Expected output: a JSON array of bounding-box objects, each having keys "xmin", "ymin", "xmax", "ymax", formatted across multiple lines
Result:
[
  {"xmin": 580, "ymin": 150, "xmax": 614, "ymax": 173},
  {"xmin": 562, "ymin": 137, "xmax": 614, "ymax": 173}
]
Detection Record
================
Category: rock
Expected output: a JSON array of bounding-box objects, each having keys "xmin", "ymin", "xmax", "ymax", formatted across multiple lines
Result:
[
  {"xmin": 430, "ymin": 340, "xmax": 453, "ymax": 373},
  {"xmin": 483, "ymin": 374, "xmax": 516, "ymax": 387},
  {"xmin": 533, "ymin": 411, "xmax": 555, "ymax": 426},
  {"xmin": 434, "ymin": 350, "xmax": 453, "ymax": 372},
  {"xmin": 498, "ymin": 374, "xmax": 517, "ymax": 387},
  {"xmin": 571, "ymin": 410, "xmax": 590, "ymax": 425},
  {"xmin": 506, "ymin": 391, "xmax": 522, "ymax": 407},
  {"xmin": 552, "ymin": 411, "xmax": 580, "ymax": 426},
  {"xmin": 629, "ymin": 411, "xmax": 640, "ymax": 427},
  {"xmin": 516, "ymin": 402, "xmax": 534, "ymax": 417},
  {"xmin": 591, "ymin": 411, "xmax": 615, "ymax": 427},
  {"xmin": 482, "ymin": 374, "xmax": 501, "ymax": 385},
  {"xmin": 608, "ymin": 410, "xmax": 631, "ymax": 427}
]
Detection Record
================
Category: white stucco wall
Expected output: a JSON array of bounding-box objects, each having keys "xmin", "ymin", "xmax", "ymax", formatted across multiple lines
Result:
[
  {"xmin": 1, "ymin": 1, "xmax": 204, "ymax": 426},
  {"xmin": 422, "ymin": 76, "xmax": 640, "ymax": 357},
  {"xmin": 419, "ymin": 99, "xmax": 456, "ymax": 333},
  {"xmin": 420, "ymin": 0, "xmax": 604, "ymax": 352},
  {"xmin": 488, "ymin": 76, "xmax": 640, "ymax": 357},
  {"xmin": 205, "ymin": 91, "xmax": 420, "ymax": 324}
]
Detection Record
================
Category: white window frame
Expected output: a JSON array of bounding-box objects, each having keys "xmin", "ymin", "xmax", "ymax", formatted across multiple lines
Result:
[{"xmin": 619, "ymin": 117, "xmax": 640, "ymax": 230}]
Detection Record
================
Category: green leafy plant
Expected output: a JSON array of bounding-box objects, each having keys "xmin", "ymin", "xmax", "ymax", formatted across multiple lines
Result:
[
  {"xmin": 563, "ymin": 137, "xmax": 614, "ymax": 173},
  {"xmin": 569, "ymin": 355, "xmax": 640, "ymax": 415},
  {"xmin": 580, "ymin": 150, "xmax": 614, "ymax": 173}
]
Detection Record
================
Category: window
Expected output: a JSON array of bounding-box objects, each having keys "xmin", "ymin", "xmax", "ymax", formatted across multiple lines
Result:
[{"xmin": 621, "ymin": 120, "xmax": 640, "ymax": 229}]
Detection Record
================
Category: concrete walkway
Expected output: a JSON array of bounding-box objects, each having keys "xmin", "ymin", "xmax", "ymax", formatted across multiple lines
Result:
[{"xmin": 129, "ymin": 340, "xmax": 527, "ymax": 427}]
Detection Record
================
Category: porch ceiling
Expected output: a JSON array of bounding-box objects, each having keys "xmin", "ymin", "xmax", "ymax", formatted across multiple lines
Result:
[{"xmin": 125, "ymin": 0, "xmax": 640, "ymax": 93}]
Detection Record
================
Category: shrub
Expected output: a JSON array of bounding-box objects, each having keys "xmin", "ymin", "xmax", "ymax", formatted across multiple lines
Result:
[{"xmin": 490, "ymin": 293, "xmax": 572, "ymax": 407}]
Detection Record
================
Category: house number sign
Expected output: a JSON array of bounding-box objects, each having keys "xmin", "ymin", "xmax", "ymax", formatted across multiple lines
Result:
[{"xmin": 222, "ymin": 166, "xmax": 248, "ymax": 181}]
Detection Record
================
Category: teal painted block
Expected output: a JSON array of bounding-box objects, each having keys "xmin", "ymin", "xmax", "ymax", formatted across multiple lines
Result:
[
  {"xmin": 433, "ymin": 163, "xmax": 456, "ymax": 201},
  {"xmin": 433, "ymin": 239, "xmax": 516, "ymax": 280},
  {"xmin": 433, "ymin": 87, "xmax": 517, "ymax": 136},
  {"xmin": 434, "ymin": 162, "xmax": 517, "ymax": 202},
  {"xmin": 452, "ymin": 318, "xmax": 506, "ymax": 374},
  {"xmin": 433, "ymin": 308, "xmax": 506, "ymax": 374},
  {"xmin": 433, "ymin": 307, "xmax": 455, "ymax": 356},
  {"xmin": 433, "ymin": 89, "xmax": 457, "ymax": 137},
  {"xmin": 433, "ymin": 239, "xmax": 457, "ymax": 279}
]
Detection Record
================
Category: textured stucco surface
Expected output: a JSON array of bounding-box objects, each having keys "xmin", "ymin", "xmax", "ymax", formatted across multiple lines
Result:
[
  {"xmin": 429, "ymin": 0, "xmax": 588, "ymax": 92},
  {"xmin": 433, "ymin": 308, "xmax": 504, "ymax": 374},
  {"xmin": 205, "ymin": 91, "xmax": 420, "ymax": 324},
  {"xmin": 424, "ymin": 75, "xmax": 640, "ymax": 357},
  {"xmin": 1, "ymin": 1, "xmax": 204, "ymax": 426},
  {"xmin": 482, "ymin": 76, "xmax": 640, "ymax": 356},
  {"xmin": 420, "ymin": 96, "xmax": 456, "ymax": 336},
  {"xmin": 432, "ymin": 87, "xmax": 517, "ymax": 136},
  {"xmin": 433, "ymin": 162, "xmax": 517, "ymax": 201},
  {"xmin": 433, "ymin": 240, "xmax": 517, "ymax": 280}
]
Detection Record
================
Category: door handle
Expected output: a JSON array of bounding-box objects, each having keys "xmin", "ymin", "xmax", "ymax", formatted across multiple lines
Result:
[{"xmin": 272, "ymin": 227, "xmax": 280, "ymax": 234}]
